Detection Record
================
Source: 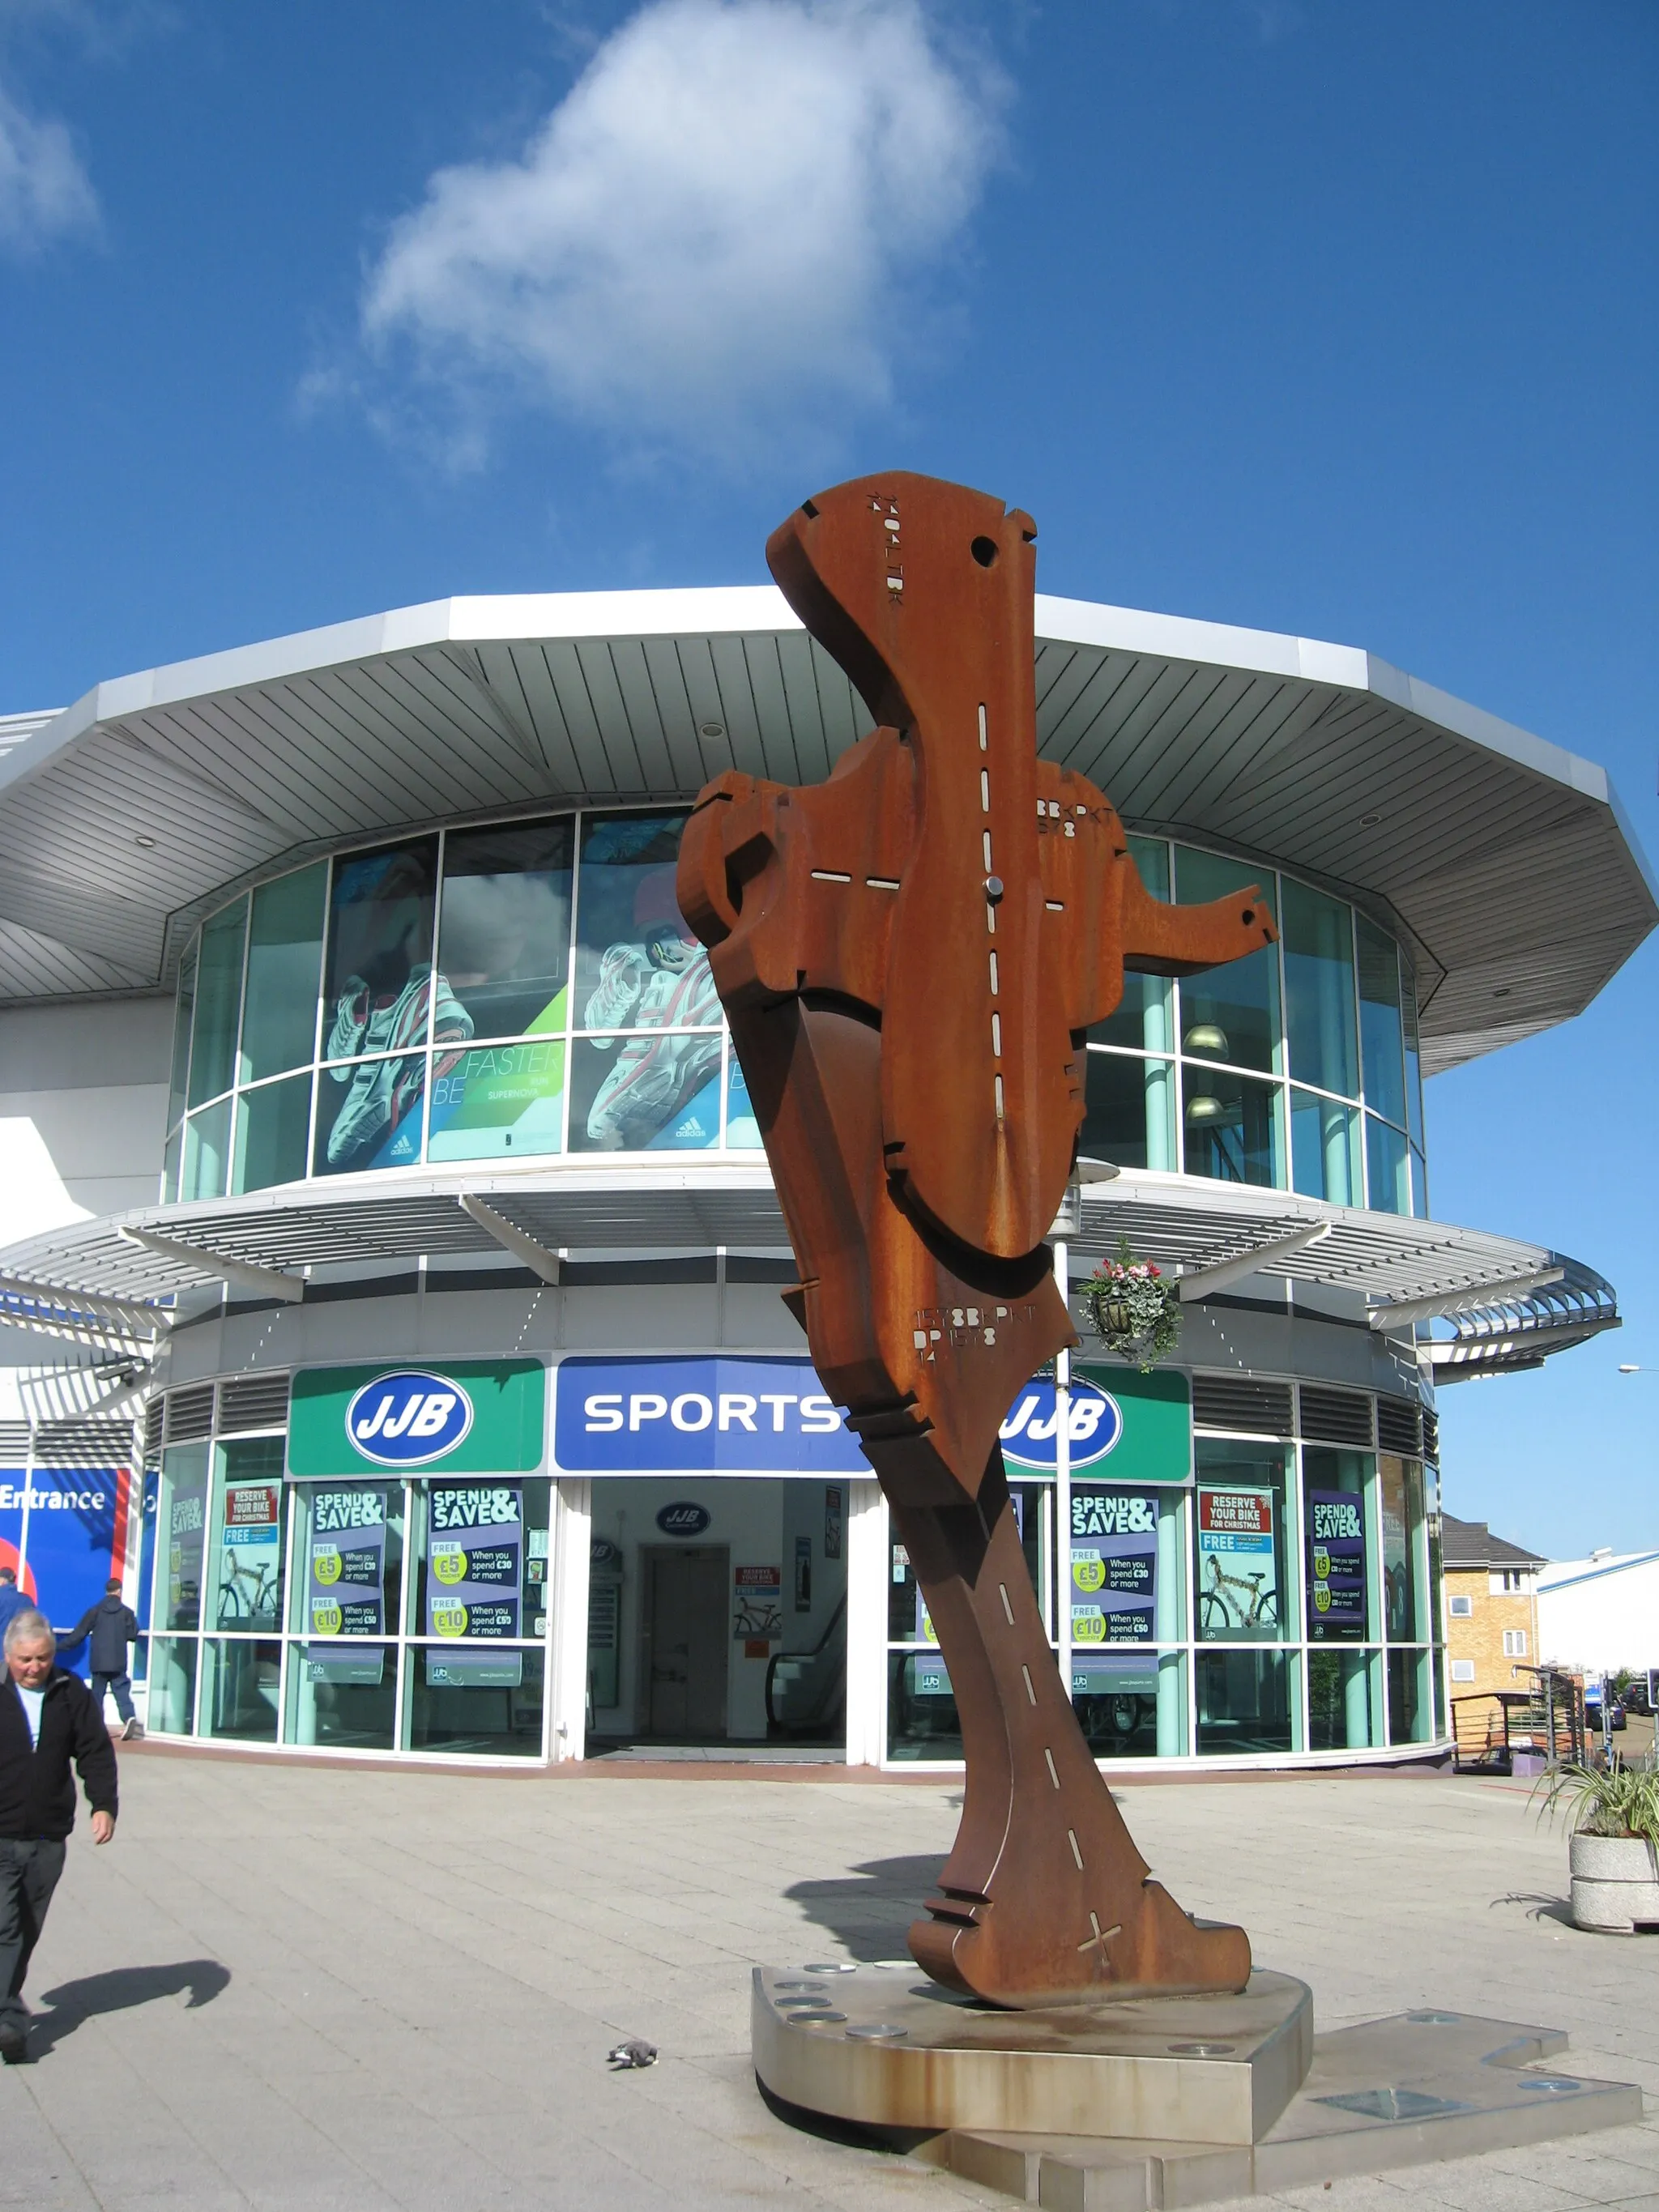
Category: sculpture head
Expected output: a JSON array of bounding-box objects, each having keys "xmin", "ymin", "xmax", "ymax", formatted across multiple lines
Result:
[{"xmin": 766, "ymin": 472, "xmax": 1037, "ymax": 735}]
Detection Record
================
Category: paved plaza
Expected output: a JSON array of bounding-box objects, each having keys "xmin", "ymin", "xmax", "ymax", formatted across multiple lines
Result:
[{"xmin": 2, "ymin": 1750, "xmax": 1657, "ymax": 2212}]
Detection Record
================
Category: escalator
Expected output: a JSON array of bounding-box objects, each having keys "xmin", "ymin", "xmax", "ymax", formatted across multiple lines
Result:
[{"xmin": 765, "ymin": 1592, "xmax": 847, "ymax": 1745}]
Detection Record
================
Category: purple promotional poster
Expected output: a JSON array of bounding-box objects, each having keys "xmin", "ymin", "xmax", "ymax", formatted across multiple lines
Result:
[
  {"xmin": 1070, "ymin": 1488, "xmax": 1159, "ymax": 1643},
  {"xmin": 1307, "ymin": 1489, "xmax": 1368, "ymax": 1641}
]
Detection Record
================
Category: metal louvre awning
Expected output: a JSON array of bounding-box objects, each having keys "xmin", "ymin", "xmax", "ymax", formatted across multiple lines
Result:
[{"xmin": 0, "ymin": 1166, "xmax": 1618, "ymax": 1372}]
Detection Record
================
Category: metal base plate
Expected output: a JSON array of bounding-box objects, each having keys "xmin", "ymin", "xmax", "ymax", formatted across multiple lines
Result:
[
  {"xmin": 928, "ymin": 2012, "xmax": 1644, "ymax": 2209},
  {"xmin": 752, "ymin": 1963, "xmax": 1314, "ymax": 2144}
]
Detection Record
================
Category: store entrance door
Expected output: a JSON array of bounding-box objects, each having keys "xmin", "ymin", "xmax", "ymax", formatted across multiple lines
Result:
[{"xmin": 643, "ymin": 1545, "xmax": 728, "ymax": 1739}]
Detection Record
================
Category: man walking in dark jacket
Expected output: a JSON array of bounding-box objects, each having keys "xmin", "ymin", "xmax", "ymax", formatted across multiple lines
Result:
[
  {"xmin": 64, "ymin": 1579, "xmax": 142, "ymax": 1740},
  {"xmin": 0, "ymin": 1609, "xmax": 117, "ymax": 2063}
]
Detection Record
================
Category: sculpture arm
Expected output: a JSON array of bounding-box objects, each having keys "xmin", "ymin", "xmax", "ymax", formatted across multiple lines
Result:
[{"xmin": 1120, "ymin": 856, "xmax": 1277, "ymax": 976}]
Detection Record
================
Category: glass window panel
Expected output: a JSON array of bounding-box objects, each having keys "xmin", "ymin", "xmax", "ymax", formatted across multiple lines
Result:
[
  {"xmin": 188, "ymin": 899, "xmax": 246, "ymax": 1106},
  {"xmin": 438, "ymin": 816, "xmax": 574, "ymax": 1043},
  {"xmin": 241, "ymin": 864, "xmax": 326, "ymax": 1082},
  {"xmin": 725, "ymin": 1054, "xmax": 762, "ymax": 1149},
  {"xmin": 1196, "ymin": 1649, "xmax": 1291, "ymax": 1755},
  {"xmin": 206, "ymin": 1438, "xmax": 287, "ymax": 1634},
  {"xmin": 181, "ymin": 1099, "xmax": 231, "ymax": 1201},
  {"xmin": 284, "ymin": 1643, "xmax": 397, "ymax": 1750},
  {"xmin": 408, "ymin": 1648, "xmax": 546, "ymax": 1756},
  {"xmin": 157, "ymin": 1443, "xmax": 211, "ymax": 1634},
  {"xmin": 1290, "ymin": 1089, "xmax": 1362, "ymax": 1205},
  {"xmin": 1181, "ymin": 1067, "xmax": 1283, "ymax": 1187},
  {"xmin": 408, "ymin": 1477, "xmax": 549, "ymax": 1638},
  {"xmin": 199, "ymin": 1639, "xmax": 282, "ymax": 1742},
  {"xmin": 1388, "ymin": 1646, "xmax": 1431, "ymax": 1745},
  {"xmin": 1365, "ymin": 1115, "xmax": 1410, "ymax": 1217},
  {"xmin": 168, "ymin": 944, "xmax": 196, "ymax": 1132},
  {"xmin": 1082, "ymin": 1049, "xmax": 1175, "ymax": 1172},
  {"xmin": 1194, "ymin": 1440, "xmax": 1290, "ymax": 1643},
  {"xmin": 1073, "ymin": 1651, "xmax": 1186, "ymax": 1758},
  {"xmin": 575, "ymin": 812, "xmax": 716, "ymax": 1031},
  {"xmin": 1308, "ymin": 1649, "xmax": 1384, "ymax": 1750},
  {"xmin": 1172, "ymin": 849, "xmax": 1279, "ymax": 1073},
  {"xmin": 1410, "ymin": 1144, "xmax": 1429, "ymax": 1220},
  {"xmin": 161, "ymin": 1124, "xmax": 181, "ymax": 1205},
  {"xmin": 428, "ymin": 1041, "xmax": 565, "ymax": 1162},
  {"xmin": 1355, "ymin": 918, "xmax": 1407, "ymax": 1127},
  {"xmin": 887, "ymin": 1651, "xmax": 963, "ymax": 1761},
  {"xmin": 323, "ymin": 839, "xmax": 443, "ymax": 1063},
  {"xmin": 147, "ymin": 1636, "xmax": 198, "ymax": 1735},
  {"xmin": 289, "ymin": 1486, "xmax": 407, "ymax": 1645},
  {"xmin": 569, "ymin": 1032, "xmax": 723, "ymax": 1153},
  {"xmin": 1303, "ymin": 1447, "xmax": 1375, "ymax": 1643},
  {"xmin": 1402, "ymin": 972, "xmax": 1424, "ymax": 1147},
  {"xmin": 313, "ymin": 1055, "xmax": 427, "ymax": 1174},
  {"xmin": 1282, "ymin": 879, "xmax": 1358, "ymax": 1098},
  {"xmin": 1380, "ymin": 1455, "xmax": 1427, "ymax": 1642},
  {"xmin": 233, "ymin": 1072, "xmax": 313, "ymax": 1194}
]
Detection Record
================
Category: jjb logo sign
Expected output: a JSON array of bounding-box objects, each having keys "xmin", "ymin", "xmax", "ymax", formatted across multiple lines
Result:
[
  {"xmin": 345, "ymin": 1371, "xmax": 475, "ymax": 1467},
  {"xmin": 1000, "ymin": 1377, "xmax": 1122, "ymax": 1473},
  {"xmin": 288, "ymin": 1361, "xmax": 545, "ymax": 1479}
]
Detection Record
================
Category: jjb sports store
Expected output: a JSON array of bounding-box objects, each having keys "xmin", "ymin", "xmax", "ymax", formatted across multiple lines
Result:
[{"xmin": 139, "ymin": 1348, "xmax": 1441, "ymax": 1771}]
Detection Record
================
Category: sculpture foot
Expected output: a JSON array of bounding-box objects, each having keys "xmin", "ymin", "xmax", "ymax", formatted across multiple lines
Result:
[{"xmin": 890, "ymin": 1462, "xmax": 1252, "ymax": 2010}]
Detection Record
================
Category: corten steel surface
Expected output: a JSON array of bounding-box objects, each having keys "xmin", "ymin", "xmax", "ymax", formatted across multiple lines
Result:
[{"xmin": 677, "ymin": 471, "xmax": 1276, "ymax": 2009}]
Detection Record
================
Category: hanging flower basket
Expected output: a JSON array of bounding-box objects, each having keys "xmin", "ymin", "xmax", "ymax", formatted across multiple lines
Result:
[{"xmin": 1082, "ymin": 1238, "xmax": 1182, "ymax": 1372}]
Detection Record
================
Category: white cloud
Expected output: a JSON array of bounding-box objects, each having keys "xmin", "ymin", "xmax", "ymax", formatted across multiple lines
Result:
[
  {"xmin": 359, "ymin": 0, "xmax": 1004, "ymax": 460},
  {"xmin": 0, "ymin": 75, "xmax": 97, "ymax": 253}
]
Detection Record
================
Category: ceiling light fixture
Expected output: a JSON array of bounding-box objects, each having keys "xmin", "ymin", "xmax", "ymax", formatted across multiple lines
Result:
[
  {"xmin": 134, "ymin": 834, "xmax": 156, "ymax": 848},
  {"xmin": 699, "ymin": 721, "xmax": 726, "ymax": 739},
  {"xmin": 1359, "ymin": 812, "xmax": 1383, "ymax": 827}
]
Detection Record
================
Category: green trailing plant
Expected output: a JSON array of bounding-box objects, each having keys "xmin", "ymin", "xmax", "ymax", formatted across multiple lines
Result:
[
  {"xmin": 1082, "ymin": 1238, "xmax": 1182, "ymax": 1374},
  {"xmin": 1531, "ymin": 1754, "xmax": 1659, "ymax": 1845}
]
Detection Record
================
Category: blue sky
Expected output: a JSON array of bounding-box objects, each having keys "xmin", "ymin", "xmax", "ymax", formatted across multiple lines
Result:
[{"xmin": 0, "ymin": 1, "xmax": 1653, "ymax": 1555}]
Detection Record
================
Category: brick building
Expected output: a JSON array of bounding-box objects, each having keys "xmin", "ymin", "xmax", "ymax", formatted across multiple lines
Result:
[{"xmin": 1442, "ymin": 1514, "xmax": 1546, "ymax": 1699}]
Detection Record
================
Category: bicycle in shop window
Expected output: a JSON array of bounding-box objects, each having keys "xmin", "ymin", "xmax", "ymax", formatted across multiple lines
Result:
[
  {"xmin": 1198, "ymin": 1554, "xmax": 1278, "ymax": 1634},
  {"xmin": 217, "ymin": 1549, "xmax": 279, "ymax": 1630}
]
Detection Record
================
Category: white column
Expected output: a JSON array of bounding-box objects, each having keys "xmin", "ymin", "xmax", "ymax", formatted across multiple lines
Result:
[
  {"xmin": 1054, "ymin": 1239, "xmax": 1073, "ymax": 1711},
  {"xmin": 548, "ymin": 1476, "xmax": 591, "ymax": 1762},
  {"xmin": 844, "ymin": 1478, "xmax": 887, "ymax": 1768}
]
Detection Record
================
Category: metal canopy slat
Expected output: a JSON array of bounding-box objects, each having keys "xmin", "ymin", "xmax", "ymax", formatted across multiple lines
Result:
[
  {"xmin": 572, "ymin": 641, "xmax": 646, "ymax": 791},
  {"xmin": 535, "ymin": 641, "xmax": 621, "ymax": 794}
]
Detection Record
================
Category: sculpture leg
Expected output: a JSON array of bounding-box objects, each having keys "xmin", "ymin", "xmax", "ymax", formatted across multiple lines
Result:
[{"xmin": 885, "ymin": 1450, "xmax": 1251, "ymax": 2009}]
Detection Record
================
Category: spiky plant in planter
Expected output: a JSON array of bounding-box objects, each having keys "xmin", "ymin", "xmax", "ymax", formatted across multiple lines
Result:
[
  {"xmin": 1082, "ymin": 1238, "xmax": 1182, "ymax": 1373},
  {"xmin": 1533, "ymin": 1754, "xmax": 1659, "ymax": 1934}
]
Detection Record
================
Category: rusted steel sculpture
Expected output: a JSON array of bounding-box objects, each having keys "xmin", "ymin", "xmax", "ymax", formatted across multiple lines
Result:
[{"xmin": 677, "ymin": 473, "xmax": 1276, "ymax": 2009}]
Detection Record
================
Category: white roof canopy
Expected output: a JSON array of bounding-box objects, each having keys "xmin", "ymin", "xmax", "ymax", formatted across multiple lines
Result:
[{"xmin": 1, "ymin": 588, "xmax": 1651, "ymax": 1072}]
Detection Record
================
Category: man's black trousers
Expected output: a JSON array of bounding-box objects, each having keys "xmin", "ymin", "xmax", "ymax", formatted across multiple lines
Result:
[{"xmin": 0, "ymin": 1838, "xmax": 66, "ymax": 2034}]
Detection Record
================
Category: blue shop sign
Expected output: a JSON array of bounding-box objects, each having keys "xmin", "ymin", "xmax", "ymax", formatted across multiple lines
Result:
[{"xmin": 552, "ymin": 1356, "xmax": 869, "ymax": 1475}]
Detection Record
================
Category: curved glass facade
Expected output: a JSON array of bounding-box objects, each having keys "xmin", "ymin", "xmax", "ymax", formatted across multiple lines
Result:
[{"xmin": 163, "ymin": 813, "xmax": 1426, "ymax": 1214}]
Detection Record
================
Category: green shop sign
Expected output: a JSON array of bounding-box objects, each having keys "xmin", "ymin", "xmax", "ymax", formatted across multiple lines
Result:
[
  {"xmin": 288, "ymin": 1360, "xmax": 546, "ymax": 1477},
  {"xmin": 1000, "ymin": 1366, "xmax": 1192, "ymax": 1485}
]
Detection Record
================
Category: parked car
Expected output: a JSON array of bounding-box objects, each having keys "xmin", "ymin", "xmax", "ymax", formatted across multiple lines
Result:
[{"xmin": 1584, "ymin": 1692, "xmax": 1627, "ymax": 1733}]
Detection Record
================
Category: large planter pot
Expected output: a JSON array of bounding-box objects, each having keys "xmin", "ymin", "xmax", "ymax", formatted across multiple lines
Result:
[{"xmin": 1568, "ymin": 1831, "xmax": 1659, "ymax": 1933}]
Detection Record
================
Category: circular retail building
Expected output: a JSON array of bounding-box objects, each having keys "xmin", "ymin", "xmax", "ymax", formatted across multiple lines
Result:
[{"xmin": 0, "ymin": 585, "xmax": 1648, "ymax": 1769}]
